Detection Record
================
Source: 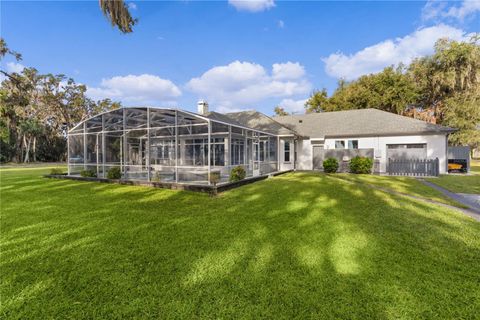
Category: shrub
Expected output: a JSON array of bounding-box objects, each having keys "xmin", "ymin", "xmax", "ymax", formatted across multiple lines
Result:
[
  {"xmin": 209, "ymin": 171, "xmax": 221, "ymax": 186},
  {"xmin": 106, "ymin": 167, "xmax": 121, "ymax": 179},
  {"xmin": 349, "ymin": 156, "xmax": 373, "ymax": 174},
  {"xmin": 152, "ymin": 171, "xmax": 161, "ymax": 182},
  {"xmin": 49, "ymin": 168, "xmax": 64, "ymax": 175},
  {"xmin": 80, "ymin": 169, "xmax": 97, "ymax": 178},
  {"xmin": 229, "ymin": 166, "xmax": 246, "ymax": 182},
  {"xmin": 323, "ymin": 158, "xmax": 339, "ymax": 173}
]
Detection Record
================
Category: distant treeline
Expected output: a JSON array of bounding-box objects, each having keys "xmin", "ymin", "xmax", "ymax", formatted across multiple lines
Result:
[{"xmin": 0, "ymin": 39, "xmax": 121, "ymax": 163}]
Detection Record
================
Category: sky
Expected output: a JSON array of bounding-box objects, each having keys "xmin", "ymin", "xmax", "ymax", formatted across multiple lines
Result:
[{"xmin": 1, "ymin": 0, "xmax": 479, "ymax": 115}]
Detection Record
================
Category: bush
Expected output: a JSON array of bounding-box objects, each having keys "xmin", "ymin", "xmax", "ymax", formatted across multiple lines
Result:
[
  {"xmin": 106, "ymin": 167, "xmax": 121, "ymax": 179},
  {"xmin": 323, "ymin": 158, "xmax": 339, "ymax": 173},
  {"xmin": 80, "ymin": 169, "xmax": 97, "ymax": 178},
  {"xmin": 152, "ymin": 171, "xmax": 161, "ymax": 182},
  {"xmin": 209, "ymin": 171, "xmax": 221, "ymax": 186},
  {"xmin": 349, "ymin": 156, "xmax": 373, "ymax": 174},
  {"xmin": 49, "ymin": 168, "xmax": 65, "ymax": 175},
  {"xmin": 229, "ymin": 166, "xmax": 246, "ymax": 182}
]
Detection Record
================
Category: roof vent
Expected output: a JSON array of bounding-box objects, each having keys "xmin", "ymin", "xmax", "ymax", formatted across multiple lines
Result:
[{"xmin": 197, "ymin": 100, "xmax": 209, "ymax": 115}]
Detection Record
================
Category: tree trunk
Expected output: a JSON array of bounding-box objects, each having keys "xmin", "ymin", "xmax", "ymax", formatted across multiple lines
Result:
[
  {"xmin": 24, "ymin": 135, "xmax": 31, "ymax": 163},
  {"xmin": 33, "ymin": 136, "xmax": 37, "ymax": 162}
]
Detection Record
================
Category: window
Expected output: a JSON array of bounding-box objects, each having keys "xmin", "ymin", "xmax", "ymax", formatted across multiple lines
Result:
[
  {"xmin": 284, "ymin": 141, "xmax": 291, "ymax": 162},
  {"xmin": 335, "ymin": 140, "xmax": 345, "ymax": 149},
  {"xmin": 387, "ymin": 144, "xmax": 426, "ymax": 149},
  {"xmin": 259, "ymin": 141, "xmax": 265, "ymax": 162},
  {"xmin": 210, "ymin": 138, "xmax": 225, "ymax": 166},
  {"xmin": 348, "ymin": 140, "xmax": 358, "ymax": 149},
  {"xmin": 231, "ymin": 138, "xmax": 245, "ymax": 165}
]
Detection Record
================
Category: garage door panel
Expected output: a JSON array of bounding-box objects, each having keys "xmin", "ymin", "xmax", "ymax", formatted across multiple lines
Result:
[{"xmin": 387, "ymin": 144, "xmax": 427, "ymax": 160}]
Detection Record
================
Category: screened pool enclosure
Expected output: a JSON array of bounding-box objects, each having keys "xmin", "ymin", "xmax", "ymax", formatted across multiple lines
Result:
[{"xmin": 68, "ymin": 107, "xmax": 279, "ymax": 184}]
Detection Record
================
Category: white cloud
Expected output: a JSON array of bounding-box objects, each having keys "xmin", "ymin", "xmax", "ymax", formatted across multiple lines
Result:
[
  {"xmin": 87, "ymin": 74, "xmax": 181, "ymax": 105},
  {"xmin": 279, "ymin": 98, "xmax": 307, "ymax": 114},
  {"xmin": 422, "ymin": 0, "xmax": 480, "ymax": 21},
  {"xmin": 323, "ymin": 24, "xmax": 469, "ymax": 80},
  {"xmin": 272, "ymin": 62, "xmax": 305, "ymax": 80},
  {"xmin": 186, "ymin": 61, "xmax": 311, "ymax": 112},
  {"xmin": 277, "ymin": 20, "xmax": 285, "ymax": 28},
  {"xmin": 6, "ymin": 62, "xmax": 25, "ymax": 73},
  {"xmin": 128, "ymin": 2, "xmax": 137, "ymax": 10},
  {"xmin": 228, "ymin": 0, "xmax": 275, "ymax": 12}
]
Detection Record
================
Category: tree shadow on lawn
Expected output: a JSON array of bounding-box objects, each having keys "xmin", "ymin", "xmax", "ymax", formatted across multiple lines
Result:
[{"xmin": 1, "ymin": 171, "xmax": 479, "ymax": 319}]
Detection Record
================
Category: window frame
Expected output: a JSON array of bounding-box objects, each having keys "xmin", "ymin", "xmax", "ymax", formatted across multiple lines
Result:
[
  {"xmin": 335, "ymin": 140, "xmax": 345, "ymax": 149},
  {"xmin": 284, "ymin": 141, "xmax": 291, "ymax": 163}
]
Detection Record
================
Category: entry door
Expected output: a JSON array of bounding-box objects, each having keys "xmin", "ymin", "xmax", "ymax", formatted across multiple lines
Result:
[
  {"xmin": 253, "ymin": 141, "xmax": 260, "ymax": 176},
  {"xmin": 312, "ymin": 146, "xmax": 324, "ymax": 170}
]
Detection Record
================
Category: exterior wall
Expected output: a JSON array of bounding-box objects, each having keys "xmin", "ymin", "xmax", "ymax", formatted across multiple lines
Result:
[
  {"xmin": 296, "ymin": 139, "xmax": 313, "ymax": 170},
  {"xmin": 297, "ymin": 134, "xmax": 448, "ymax": 174},
  {"xmin": 279, "ymin": 138, "xmax": 295, "ymax": 171}
]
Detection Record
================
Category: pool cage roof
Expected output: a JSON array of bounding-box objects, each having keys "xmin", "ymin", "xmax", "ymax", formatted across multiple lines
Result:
[
  {"xmin": 67, "ymin": 107, "xmax": 281, "ymax": 185},
  {"xmin": 69, "ymin": 107, "xmax": 276, "ymax": 137}
]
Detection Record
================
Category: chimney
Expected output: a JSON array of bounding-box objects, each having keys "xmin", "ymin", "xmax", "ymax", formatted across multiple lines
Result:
[{"xmin": 197, "ymin": 100, "xmax": 209, "ymax": 115}]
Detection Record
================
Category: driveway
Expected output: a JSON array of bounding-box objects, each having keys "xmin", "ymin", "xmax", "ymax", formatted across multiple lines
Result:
[{"xmin": 420, "ymin": 179, "xmax": 480, "ymax": 221}]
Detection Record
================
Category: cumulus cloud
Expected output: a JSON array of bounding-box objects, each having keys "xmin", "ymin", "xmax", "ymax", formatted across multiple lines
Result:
[
  {"xmin": 128, "ymin": 2, "xmax": 137, "ymax": 10},
  {"xmin": 228, "ymin": 0, "xmax": 275, "ymax": 12},
  {"xmin": 422, "ymin": 0, "xmax": 480, "ymax": 21},
  {"xmin": 272, "ymin": 62, "xmax": 305, "ymax": 80},
  {"xmin": 279, "ymin": 98, "xmax": 308, "ymax": 114},
  {"xmin": 87, "ymin": 74, "xmax": 181, "ymax": 105},
  {"xmin": 323, "ymin": 24, "xmax": 469, "ymax": 80},
  {"xmin": 186, "ymin": 61, "xmax": 311, "ymax": 111},
  {"xmin": 6, "ymin": 62, "xmax": 25, "ymax": 73},
  {"xmin": 277, "ymin": 20, "xmax": 285, "ymax": 28}
]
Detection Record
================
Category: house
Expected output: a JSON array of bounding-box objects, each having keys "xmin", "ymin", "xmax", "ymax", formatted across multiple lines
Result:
[
  {"xmin": 67, "ymin": 102, "xmax": 455, "ymax": 184},
  {"xmin": 272, "ymin": 109, "xmax": 455, "ymax": 174}
]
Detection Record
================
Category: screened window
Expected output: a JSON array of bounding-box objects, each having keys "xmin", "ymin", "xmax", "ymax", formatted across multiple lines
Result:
[
  {"xmin": 231, "ymin": 138, "xmax": 245, "ymax": 165},
  {"xmin": 335, "ymin": 140, "xmax": 345, "ymax": 149},
  {"xmin": 284, "ymin": 141, "xmax": 291, "ymax": 162},
  {"xmin": 259, "ymin": 141, "xmax": 265, "ymax": 161},
  {"xmin": 348, "ymin": 140, "xmax": 358, "ymax": 149},
  {"xmin": 210, "ymin": 138, "xmax": 225, "ymax": 166}
]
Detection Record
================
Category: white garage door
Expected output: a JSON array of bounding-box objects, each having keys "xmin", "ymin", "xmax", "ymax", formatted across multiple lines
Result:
[{"xmin": 387, "ymin": 144, "xmax": 427, "ymax": 160}]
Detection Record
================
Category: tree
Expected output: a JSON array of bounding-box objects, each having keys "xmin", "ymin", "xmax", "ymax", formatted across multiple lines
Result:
[
  {"xmin": 0, "ymin": 38, "xmax": 21, "ymax": 61},
  {"xmin": 409, "ymin": 37, "xmax": 480, "ymax": 121},
  {"xmin": 1, "ymin": 65, "xmax": 121, "ymax": 162},
  {"xmin": 305, "ymin": 88, "xmax": 329, "ymax": 113},
  {"xmin": 442, "ymin": 92, "xmax": 480, "ymax": 150},
  {"xmin": 99, "ymin": 0, "xmax": 137, "ymax": 33},
  {"xmin": 274, "ymin": 106, "xmax": 289, "ymax": 116},
  {"xmin": 305, "ymin": 67, "xmax": 418, "ymax": 115}
]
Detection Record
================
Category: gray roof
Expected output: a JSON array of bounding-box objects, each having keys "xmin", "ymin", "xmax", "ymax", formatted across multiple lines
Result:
[
  {"xmin": 224, "ymin": 110, "xmax": 296, "ymax": 136},
  {"xmin": 274, "ymin": 108, "xmax": 455, "ymax": 138}
]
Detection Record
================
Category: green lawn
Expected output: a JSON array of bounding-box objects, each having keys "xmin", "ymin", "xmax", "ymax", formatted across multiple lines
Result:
[
  {"xmin": 1, "ymin": 167, "xmax": 479, "ymax": 319},
  {"xmin": 426, "ymin": 160, "xmax": 480, "ymax": 194},
  {"xmin": 334, "ymin": 173, "xmax": 465, "ymax": 207}
]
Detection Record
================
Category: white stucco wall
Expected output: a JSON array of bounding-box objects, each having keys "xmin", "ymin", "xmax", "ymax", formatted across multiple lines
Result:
[
  {"xmin": 296, "ymin": 134, "xmax": 448, "ymax": 174},
  {"xmin": 296, "ymin": 139, "xmax": 313, "ymax": 170}
]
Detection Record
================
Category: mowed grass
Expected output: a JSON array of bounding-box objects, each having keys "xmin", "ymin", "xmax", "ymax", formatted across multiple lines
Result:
[
  {"xmin": 1, "ymin": 167, "xmax": 480, "ymax": 319},
  {"xmin": 334, "ymin": 173, "xmax": 465, "ymax": 207},
  {"xmin": 427, "ymin": 160, "xmax": 480, "ymax": 194}
]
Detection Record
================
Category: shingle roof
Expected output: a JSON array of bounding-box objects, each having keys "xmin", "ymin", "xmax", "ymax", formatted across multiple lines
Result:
[
  {"xmin": 274, "ymin": 108, "xmax": 455, "ymax": 138},
  {"xmin": 224, "ymin": 110, "xmax": 296, "ymax": 136}
]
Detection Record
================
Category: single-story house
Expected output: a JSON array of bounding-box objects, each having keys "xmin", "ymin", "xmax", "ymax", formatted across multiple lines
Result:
[{"xmin": 67, "ymin": 101, "xmax": 455, "ymax": 184}]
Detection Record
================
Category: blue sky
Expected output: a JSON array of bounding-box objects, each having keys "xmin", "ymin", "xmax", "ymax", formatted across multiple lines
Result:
[{"xmin": 2, "ymin": 0, "xmax": 479, "ymax": 115}]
